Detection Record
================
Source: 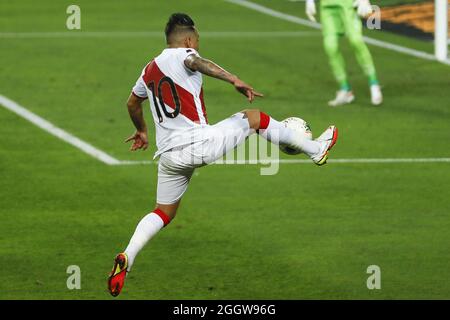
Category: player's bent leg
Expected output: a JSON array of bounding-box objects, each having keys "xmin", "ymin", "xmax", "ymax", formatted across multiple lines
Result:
[
  {"xmin": 206, "ymin": 108, "xmax": 280, "ymax": 161},
  {"xmin": 202, "ymin": 111, "xmax": 256, "ymax": 164},
  {"xmin": 240, "ymin": 108, "xmax": 261, "ymax": 130},
  {"xmin": 156, "ymin": 201, "xmax": 181, "ymax": 220}
]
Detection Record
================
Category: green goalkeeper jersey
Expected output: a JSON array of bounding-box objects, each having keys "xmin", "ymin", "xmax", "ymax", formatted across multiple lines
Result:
[{"xmin": 321, "ymin": 0, "xmax": 354, "ymax": 8}]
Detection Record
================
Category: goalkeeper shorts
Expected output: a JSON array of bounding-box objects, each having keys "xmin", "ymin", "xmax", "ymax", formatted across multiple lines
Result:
[{"xmin": 320, "ymin": 5, "xmax": 363, "ymax": 38}]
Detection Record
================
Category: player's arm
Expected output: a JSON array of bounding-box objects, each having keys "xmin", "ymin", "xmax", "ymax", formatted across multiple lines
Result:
[
  {"xmin": 354, "ymin": 0, "xmax": 373, "ymax": 18},
  {"xmin": 305, "ymin": 0, "xmax": 317, "ymax": 22},
  {"xmin": 184, "ymin": 55, "xmax": 263, "ymax": 103},
  {"xmin": 125, "ymin": 93, "xmax": 149, "ymax": 151}
]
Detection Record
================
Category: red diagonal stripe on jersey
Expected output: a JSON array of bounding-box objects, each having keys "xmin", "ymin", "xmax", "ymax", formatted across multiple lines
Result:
[
  {"xmin": 199, "ymin": 88, "xmax": 208, "ymax": 123},
  {"xmin": 143, "ymin": 61, "xmax": 200, "ymax": 123}
]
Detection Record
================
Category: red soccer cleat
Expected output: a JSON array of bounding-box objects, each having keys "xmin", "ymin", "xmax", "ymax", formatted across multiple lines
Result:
[{"xmin": 108, "ymin": 253, "xmax": 128, "ymax": 297}]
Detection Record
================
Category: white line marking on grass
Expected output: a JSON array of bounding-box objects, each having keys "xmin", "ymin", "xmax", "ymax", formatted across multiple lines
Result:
[
  {"xmin": 115, "ymin": 158, "xmax": 450, "ymax": 165},
  {"xmin": 0, "ymin": 94, "xmax": 121, "ymax": 165},
  {"xmin": 0, "ymin": 31, "xmax": 320, "ymax": 39},
  {"xmin": 361, "ymin": 36, "xmax": 450, "ymax": 65},
  {"xmin": 226, "ymin": 0, "xmax": 322, "ymax": 29},
  {"xmin": 224, "ymin": 0, "xmax": 450, "ymax": 66}
]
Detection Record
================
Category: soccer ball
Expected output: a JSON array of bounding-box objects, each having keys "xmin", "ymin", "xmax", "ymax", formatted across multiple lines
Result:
[{"xmin": 279, "ymin": 117, "xmax": 313, "ymax": 155}]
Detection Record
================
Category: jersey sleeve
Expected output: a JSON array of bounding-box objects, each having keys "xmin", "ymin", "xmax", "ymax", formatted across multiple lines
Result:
[
  {"xmin": 178, "ymin": 48, "xmax": 200, "ymax": 73},
  {"xmin": 131, "ymin": 75, "xmax": 148, "ymax": 99}
]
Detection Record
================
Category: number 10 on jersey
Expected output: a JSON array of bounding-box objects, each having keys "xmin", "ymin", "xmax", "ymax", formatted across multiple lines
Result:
[{"xmin": 147, "ymin": 76, "xmax": 181, "ymax": 123}]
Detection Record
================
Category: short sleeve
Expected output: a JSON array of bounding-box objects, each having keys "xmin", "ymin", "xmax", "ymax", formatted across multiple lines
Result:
[
  {"xmin": 131, "ymin": 76, "xmax": 148, "ymax": 99},
  {"xmin": 178, "ymin": 48, "xmax": 200, "ymax": 72}
]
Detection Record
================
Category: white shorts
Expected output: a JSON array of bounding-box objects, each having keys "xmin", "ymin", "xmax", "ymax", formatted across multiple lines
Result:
[{"xmin": 156, "ymin": 112, "xmax": 251, "ymax": 204}]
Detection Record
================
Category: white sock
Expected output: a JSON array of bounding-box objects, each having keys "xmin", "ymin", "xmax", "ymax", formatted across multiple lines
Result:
[
  {"xmin": 258, "ymin": 114, "xmax": 320, "ymax": 156},
  {"xmin": 258, "ymin": 116, "xmax": 294, "ymax": 145},
  {"xmin": 124, "ymin": 210, "xmax": 170, "ymax": 271}
]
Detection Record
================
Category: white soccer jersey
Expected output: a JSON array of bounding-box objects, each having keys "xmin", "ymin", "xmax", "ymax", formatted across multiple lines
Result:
[{"xmin": 132, "ymin": 48, "xmax": 209, "ymax": 158}]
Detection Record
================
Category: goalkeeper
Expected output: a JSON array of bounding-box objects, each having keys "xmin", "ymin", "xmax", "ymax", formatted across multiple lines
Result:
[{"xmin": 306, "ymin": 0, "xmax": 383, "ymax": 106}]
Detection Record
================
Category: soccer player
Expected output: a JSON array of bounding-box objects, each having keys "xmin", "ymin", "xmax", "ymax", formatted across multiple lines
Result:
[
  {"xmin": 305, "ymin": 0, "xmax": 383, "ymax": 106},
  {"xmin": 108, "ymin": 13, "xmax": 338, "ymax": 297}
]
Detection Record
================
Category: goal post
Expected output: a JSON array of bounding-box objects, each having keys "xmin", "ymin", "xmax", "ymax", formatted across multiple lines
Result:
[{"xmin": 435, "ymin": 0, "xmax": 449, "ymax": 61}]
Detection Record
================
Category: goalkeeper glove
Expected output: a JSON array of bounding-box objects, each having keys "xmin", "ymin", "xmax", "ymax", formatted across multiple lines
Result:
[
  {"xmin": 305, "ymin": 0, "xmax": 317, "ymax": 22},
  {"xmin": 354, "ymin": 0, "xmax": 374, "ymax": 18}
]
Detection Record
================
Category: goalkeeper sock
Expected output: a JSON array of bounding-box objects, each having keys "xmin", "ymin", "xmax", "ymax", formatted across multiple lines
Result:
[
  {"xmin": 369, "ymin": 74, "xmax": 379, "ymax": 86},
  {"xmin": 258, "ymin": 112, "xmax": 320, "ymax": 156},
  {"xmin": 340, "ymin": 80, "xmax": 351, "ymax": 92},
  {"xmin": 124, "ymin": 209, "xmax": 171, "ymax": 271}
]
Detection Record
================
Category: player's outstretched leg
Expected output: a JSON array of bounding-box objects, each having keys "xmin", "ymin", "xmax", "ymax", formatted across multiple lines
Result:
[
  {"xmin": 244, "ymin": 110, "xmax": 338, "ymax": 165},
  {"xmin": 108, "ymin": 207, "xmax": 173, "ymax": 297}
]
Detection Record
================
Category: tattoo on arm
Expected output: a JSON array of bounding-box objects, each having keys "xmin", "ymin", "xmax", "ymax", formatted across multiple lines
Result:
[{"xmin": 185, "ymin": 55, "xmax": 237, "ymax": 84}]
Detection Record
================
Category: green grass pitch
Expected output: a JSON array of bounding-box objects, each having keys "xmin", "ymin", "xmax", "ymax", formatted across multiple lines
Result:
[{"xmin": 0, "ymin": 0, "xmax": 449, "ymax": 299}]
